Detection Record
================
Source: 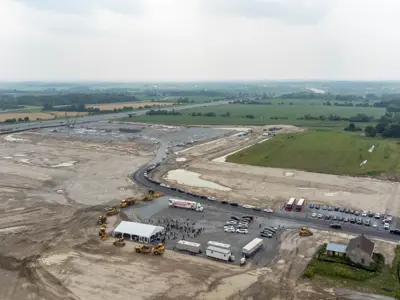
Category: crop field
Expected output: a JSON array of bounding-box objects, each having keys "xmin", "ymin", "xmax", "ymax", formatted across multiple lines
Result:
[
  {"xmin": 226, "ymin": 130, "xmax": 400, "ymax": 176},
  {"xmin": 125, "ymin": 99, "xmax": 385, "ymax": 128},
  {"xmin": 87, "ymin": 101, "xmax": 174, "ymax": 110}
]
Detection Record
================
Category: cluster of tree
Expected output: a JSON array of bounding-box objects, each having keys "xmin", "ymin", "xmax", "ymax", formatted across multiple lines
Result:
[
  {"xmin": 344, "ymin": 123, "xmax": 362, "ymax": 132},
  {"xmin": 1, "ymin": 93, "xmax": 139, "ymax": 107},
  {"xmin": 280, "ymin": 91, "xmax": 331, "ymax": 100},
  {"xmin": 0, "ymin": 104, "xmax": 25, "ymax": 110},
  {"xmin": 229, "ymin": 100, "xmax": 272, "ymax": 105},
  {"xmin": 1, "ymin": 116, "xmax": 30, "ymax": 124},
  {"xmin": 146, "ymin": 109, "xmax": 181, "ymax": 116},
  {"xmin": 189, "ymin": 112, "xmax": 216, "ymax": 117},
  {"xmin": 335, "ymin": 94, "xmax": 364, "ymax": 101},
  {"xmin": 269, "ymin": 116, "xmax": 289, "ymax": 120},
  {"xmin": 325, "ymin": 101, "xmax": 371, "ymax": 107},
  {"xmin": 298, "ymin": 114, "xmax": 347, "ymax": 121},
  {"xmin": 176, "ymin": 97, "xmax": 190, "ymax": 104}
]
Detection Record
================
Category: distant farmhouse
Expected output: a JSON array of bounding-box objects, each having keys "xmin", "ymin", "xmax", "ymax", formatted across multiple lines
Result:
[{"xmin": 326, "ymin": 234, "xmax": 375, "ymax": 266}]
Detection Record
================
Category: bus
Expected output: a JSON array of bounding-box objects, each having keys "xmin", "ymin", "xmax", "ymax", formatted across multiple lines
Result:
[
  {"xmin": 296, "ymin": 198, "xmax": 305, "ymax": 211},
  {"xmin": 285, "ymin": 197, "xmax": 296, "ymax": 211}
]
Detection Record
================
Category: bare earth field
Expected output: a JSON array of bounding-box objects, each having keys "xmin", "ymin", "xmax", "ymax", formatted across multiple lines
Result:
[
  {"xmin": 155, "ymin": 125, "xmax": 400, "ymax": 215},
  {"xmin": 0, "ymin": 111, "xmax": 88, "ymax": 122},
  {"xmin": 88, "ymin": 101, "xmax": 174, "ymax": 110}
]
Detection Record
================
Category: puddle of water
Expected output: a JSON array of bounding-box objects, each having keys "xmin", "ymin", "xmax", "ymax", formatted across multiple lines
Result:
[
  {"xmin": 176, "ymin": 157, "xmax": 187, "ymax": 162},
  {"xmin": 165, "ymin": 169, "xmax": 231, "ymax": 191},
  {"xmin": 51, "ymin": 161, "xmax": 77, "ymax": 167}
]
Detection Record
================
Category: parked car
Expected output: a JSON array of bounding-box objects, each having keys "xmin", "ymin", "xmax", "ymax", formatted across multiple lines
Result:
[
  {"xmin": 328, "ymin": 206, "xmax": 333, "ymax": 211},
  {"xmin": 230, "ymin": 202, "xmax": 239, "ymax": 207},
  {"xmin": 252, "ymin": 207, "xmax": 262, "ymax": 212},
  {"xmin": 384, "ymin": 222, "xmax": 390, "ymax": 230},
  {"xmin": 350, "ymin": 209, "xmax": 355, "ymax": 214},
  {"xmin": 315, "ymin": 204, "xmax": 320, "ymax": 209},
  {"xmin": 364, "ymin": 219, "xmax": 371, "ymax": 226},
  {"xmin": 236, "ymin": 228, "xmax": 249, "ymax": 234},
  {"xmin": 221, "ymin": 201, "xmax": 228, "ymax": 204},
  {"xmin": 355, "ymin": 211, "xmax": 360, "ymax": 216},
  {"xmin": 368, "ymin": 212, "xmax": 374, "ymax": 218},
  {"xmin": 226, "ymin": 220, "xmax": 237, "ymax": 225},
  {"xmin": 373, "ymin": 222, "xmax": 378, "ymax": 228},
  {"xmin": 322, "ymin": 206, "xmax": 327, "ymax": 210},
  {"xmin": 242, "ymin": 216, "xmax": 254, "ymax": 221},
  {"xmin": 311, "ymin": 213, "xmax": 317, "ymax": 218},
  {"xmin": 309, "ymin": 203, "xmax": 314, "ymax": 209},
  {"xmin": 375, "ymin": 213, "xmax": 381, "ymax": 219},
  {"xmin": 334, "ymin": 206, "xmax": 340, "ymax": 211},
  {"xmin": 330, "ymin": 223, "xmax": 342, "ymax": 229},
  {"xmin": 343, "ymin": 217, "xmax": 349, "ymax": 222},
  {"xmin": 231, "ymin": 216, "xmax": 240, "ymax": 221},
  {"xmin": 242, "ymin": 205, "xmax": 253, "ymax": 209},
  {"xmin": 224, "ymin": 227, "xmax": 236, "ymax": 233},
  {"xmin": 344, "ymin": 208, "xmax": 350, "ymax": 213},
  {"xmin": 263, "ymin": 208, "xmax": 274, "ymax": 213},
  {"xmin": 361, "ymin": 211, "xmax": 368, "ymax": 217},
  {"xmin": 350, "ymin": 217, "xmax": 356, "ymax": 223},
  {"xmin": 260, "ymin": 232, "xmax": 273, "ymax": 238},
  {"xmin": 325, "ymin": 215, "xmax": 331, "ymax": 220},
  {"xmin": 207, "ymin": 196, "xmax": 216, "ymax": 201},
  {"xmin": 338, "ymin": 216, "xmax": 344, "ymax": 221},
  {"xmin": 318, "ymin": 214, "xmax": 323, "ymax": 219},
  {"xmin": 339, "ymin": 208, "xmax": 345, "ymax": 212},
  {"xmin": 356, "ymin": 218, "xmax": 363, "ymax": 224},
  {"xmin": 332, "ymin": 216, "xmax": 337, "ymax": 221}
]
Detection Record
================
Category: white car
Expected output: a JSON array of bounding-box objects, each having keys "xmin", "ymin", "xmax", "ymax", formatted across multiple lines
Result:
[
  {"xmin": 226, "ymin": 221, "xmax": 237, "ymax": 225},
  {"xmin": 263, "ymin": 208, "xmax": 274, "ymax": 213},
  {"xmin": 160, "ymin": 183, "xmax": 167, "ymax": 187},
  {"xmin": 375, "ymin": 213, "xmax": 381, "ymax": 219},
  {"xmin": 311, "ymin": 213, "xmax": 317, "ymax": 218},
  {"xmin": 207, "ymin": 196, "xmax": 216, "ymax": 201},
  {"xmin": 384, "ymin": 222, "xmax": 390, "ymax": 230},
  {"xmin": 224, "ymin": 227, "xmax": 236, "ymax": 233},
  {"xmin": 317, "ymin": 214, "xmax": 323, "ymax": 219},
  {"xmin": 361, "ymin": 211, "xmax": 368, "ymax": 217},
  {"xmin": 242, "ymin": 205, "xmax": 253, "ymax": 209},
  {"xmin": 372, "ymin": 222, "xmax": 378, "ymax": 228},
  {"xmin": 236, "ymin": 228, "xmax": 249, "ymax": 234}
]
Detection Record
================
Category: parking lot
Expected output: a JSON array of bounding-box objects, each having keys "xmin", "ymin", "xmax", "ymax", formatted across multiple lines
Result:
[{"xmin": 122, "ymin": 197, "xmax": 306, "ymax": 266}]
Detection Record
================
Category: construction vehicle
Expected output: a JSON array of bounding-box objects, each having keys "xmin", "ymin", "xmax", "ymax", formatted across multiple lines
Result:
[
  {"xmin": 97, "ymin": 216, "xmax": 107, "ymax": 225},
  {"xmin": 120, "ymin": 197, "xmax": 136, "ymax": 208},
  {"xmin": 105, "ymin": 207, "xmax": 120, "ymax": 216},
  {"xmin": 135, "ymin": 243, "xmax": 165, "ymax": 255},
  {"xmin": 299, "ymin": 227, "xmax": 313, "ymax": 237},
  {"xmin": 141, "ymin": 189, "xmax": 163, "ymax": 202},
  {"xmin": 113, "ymin": 238, "xmax": 126, "ymax": 247},
  {"xmin": 99, "ymin": 227, "xmax": 108, "ymax": 240}
]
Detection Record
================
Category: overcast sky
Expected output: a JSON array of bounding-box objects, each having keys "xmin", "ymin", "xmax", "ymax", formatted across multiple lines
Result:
[{"xmin": 1, "ymin": 0, "xmax": 399, "ymax": 81}]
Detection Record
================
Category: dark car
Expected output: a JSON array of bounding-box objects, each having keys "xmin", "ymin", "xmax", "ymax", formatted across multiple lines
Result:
[
  {"xmin": 178, "ymin": 189, "xmax": 184, "ymax": 193},
  {"xmin": 339, "ymin": 208, "xmax": 345, "ymax": 213},
  {"xmin": 355, "ymin": 210, "xmax": 360, "ymax": 216},
  {"xmin": 315, "ymin": 204, "xmax": 320, "ymax": 209},
  {"xmin": 350, "ymin": 217, "xmax": 356, "ymax": 223},
  {"xmin": 343, "ymin": 217, "xmax": 349, "ymax": 222},
  {"xmin": 356, "ymin": 218, "xmax": 363, "ymax": 224},
  {"xmin": 231, "ymin": 216, "xmax": 240, "ymax": 221},
  {"xmin": 338, "ymin": 216, "xmax": 344, "ymax": 221},
  {"xmin": 345, "ymin": 208, "xmax": 350, "ymax": 213},
  {"xmin": 328, "ymin": 206, "xmax": 333, "ymax": 211},
  {"xmin": 242, "ymin": 216, "xmax": 254, "ymax": 221},
  {"xmin": 221, "ymin": 201, "xmax": 228, "ymax": 204},
  {"xmin": 200, "ymin": 195, "xmax": 207, "ymax": 199},
  {"xmin": 230, "ymin": 202, "xmax": 239, "ymax": 207},
  {"xmin": 330, "ymin": 223, "xmax": 342, "ymax": 229},
  {"xmin": 334, "ymin": 206, "xmax": 340, "ymax": 211},
  {"xmin": 170, "ymin": 187, "xmax": 177, "ymax": 191},
  {"xmin": 325, "ymin": 215, "xmax": 331, "ymax": 220},
  {"xmin": 309, "ymin": 203, "xmax": 314, "ymax": 209},
  {"xmin": 260, "ymin": 232, "xmax": 273, "ymax": 238},
  {"xmin": 367, "ymin": 212, "xmax": 374, "ymax": 218},
  {"xmin": 350, "ymin": 209, "xmax": 355, "ymax": 214},
  {"xmin": 252, "ymin": 207, "xmax": 262, "ymax": 211}
]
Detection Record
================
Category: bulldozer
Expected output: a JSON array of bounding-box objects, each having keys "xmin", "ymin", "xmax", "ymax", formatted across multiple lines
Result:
[
  {"xmin": 99, "ymin": 226, "xmax": 108, "ymax": 240},
  {"xmin": 113, "ymin": 238, "xmax": 126, "ymax": 247},
  {"xmin": 105, "ymin": 207, "xmax": 120, "ymax": 216},
  {"xmin": 97, "ymin": 215, "xmax": 107, "ymax": 225},
  {"xmin": 135, "ymin": 243, "xmax": 165, "ymax": 255},
  {"xmin": 141, "ymin": 189, "xmax": 163, "ymax": 202},
  {"xmin": 299, "ymin": 227, "xmax": 313, "ymax": 237},
  {"xmin": 120, "ymin": 197, "xmax": 136, "ymax": 208}
]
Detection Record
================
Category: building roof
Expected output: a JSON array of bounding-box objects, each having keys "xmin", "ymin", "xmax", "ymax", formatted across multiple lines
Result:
[
  {"xmin": 207, "ymin": 245, "xmax": 231, "ymax": 254},
  {"xmin": 326, "ymin": 243, "xmax": 347, "ymax": 253},
  {"xmin": 114, "ymin": 221, "xmax": 164, "ymax": 238},
  {"xmin": 347, "ymin": 234, "xmax": 375, "ymax": 255}
]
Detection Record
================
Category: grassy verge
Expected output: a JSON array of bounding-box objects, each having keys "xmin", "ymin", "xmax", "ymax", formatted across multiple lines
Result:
[
  {"xmin": 120, "ymin": 100, "xmax": 385, "ymax": 128},
  {"xmin": 304, "ymin": 246, "xmax": 400, "ymax": 299},
  {"xmin": 226, "ymin": 130, "xmax": 400, "ymax": 176}
]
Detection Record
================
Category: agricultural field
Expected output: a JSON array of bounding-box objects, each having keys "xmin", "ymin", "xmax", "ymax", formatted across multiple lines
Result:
[
  {"xmin": 125, "ymin": 99, "xmax": 385, "ymax": 128},
  {"xmin": 87, "ymin": 101, "xmax": 174, "ymax": 110},
  {"xmin": 0, "ymin": 111, "xmax": 87, "ymax": 122},
  {"xmin": 226, "ymin": 130, "xmax": 400, "ymax": 176}
]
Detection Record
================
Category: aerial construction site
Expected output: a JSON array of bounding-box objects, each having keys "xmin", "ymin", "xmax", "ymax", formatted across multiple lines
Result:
[{"xmin": 1, "ymin": 121, "xmax": 399, "ymax": 300}]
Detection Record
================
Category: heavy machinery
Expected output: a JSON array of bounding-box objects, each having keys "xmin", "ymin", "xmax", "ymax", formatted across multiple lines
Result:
[
  {"xmin": 120, "ymin": 197, "xmax": 136, "ymax": 208},
  {"xmin": 299, "ymin": 227, "xmax": 313, "ymax": 237},
  {"xmin": 98, "ymin": 216, "xmax": 107, "ymax": 225},
  {"xmin": 99, "ymin": 226, "xmax": 108, "ymax": 240},
  {"xmin": 105, "ymin": 207, "xmax": 120, "ymax": 216},
  {"xmin": 141, "ymin": 189, "xmax": 163, "ymax": 202},
  {"xmin": 113, "ymin": 238, "xmax": 126, "ymax": 247},
  {"xmin": 135, "ymin": 243, "xmax": 165, "ymax": 255}
]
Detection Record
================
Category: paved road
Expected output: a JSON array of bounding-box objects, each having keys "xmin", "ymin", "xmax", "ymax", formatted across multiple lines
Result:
[
  {"xmin": 0, "ymin": 101, "xmax": 230, "ymax": 133},
  {"xmin": 132, "ymin": 159, "xmax": 400, "ymax": 242}
]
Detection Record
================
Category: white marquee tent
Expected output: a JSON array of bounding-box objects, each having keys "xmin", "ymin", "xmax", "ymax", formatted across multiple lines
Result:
[{"xmin": 113, "ymin": 221, "xmax": 165, "ymax": 243}]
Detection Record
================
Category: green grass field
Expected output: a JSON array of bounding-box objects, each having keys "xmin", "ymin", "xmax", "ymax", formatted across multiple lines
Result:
[
  {"xmin": 122, "ymin": 99, "xmax": 385, "ymax": 128},
  {"xmin": 226, "ymin": 130, "xmax": 400, "ymax": 176}
]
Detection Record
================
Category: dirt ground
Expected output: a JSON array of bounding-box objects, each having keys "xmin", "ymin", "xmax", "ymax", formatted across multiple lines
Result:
[
  {"xmin": 155, "ymin": 125, "xmax": 400, "ymax": 215},
  {"xmin": 88, "ymin": 101, "xmax": 174, "ymax": 110}
]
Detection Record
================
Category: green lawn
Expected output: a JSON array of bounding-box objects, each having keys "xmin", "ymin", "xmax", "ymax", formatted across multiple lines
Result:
[
  {"xmin": 122, "ymin": 99, "xmax": 385, "ymax": 128},
  {"xmin": 304, "ymin": 246, "xmax": 400, "ymax": 299},
  {"xmin": 226, "ymin": 130, "xmax": 400, "ymax": 176},
  {"xmin": 0, "ymin": 106, "xmax": 43, "ymax": 114}
]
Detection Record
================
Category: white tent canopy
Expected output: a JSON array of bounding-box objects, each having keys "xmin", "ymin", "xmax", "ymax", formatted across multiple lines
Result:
[{"xmin": 113, "ymin": 221, "xmax": 164, "ymax": 243}]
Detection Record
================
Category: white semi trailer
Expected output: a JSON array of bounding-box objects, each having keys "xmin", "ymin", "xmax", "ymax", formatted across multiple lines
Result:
[
  {"xmin": 206, "ymin": 246, "xmax": 235, "ymax": 262},
  {"xmin": 176, "ymin": 240, "xmax": 202, "ymax": 254},
  {"xmin": 168, "ymin": 198, "xmax": 204, "ymax": 212},
  {"xmin": 242, "ymin": 238, "xmax": 263, "ymax": 258}
]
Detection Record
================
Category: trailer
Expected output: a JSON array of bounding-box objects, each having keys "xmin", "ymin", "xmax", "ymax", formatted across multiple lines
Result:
[
  {"xmin": 207, "ymin": 241, "xmax": 231, "ymax": 249},
  {"xmin": 206, "ymin": 246, "xmax": 235, "ymax": 262},
  {"xmin": 242, "ymin": 238, "xmax": 263, "ymax": 258},
  {"xmin": 296, "ymin": 198, "xmax": 305, "ymax": 211},
  {"xmin": 168, "ymin": 198, "xmax": 204, "ymax": 212},
  {"xmin": 285, "ymin": 197, "xmax": 296, "ymax": 211},
  {"xmin": 176, "ymin": 240, "xmax": 202, "ymax": 254}
]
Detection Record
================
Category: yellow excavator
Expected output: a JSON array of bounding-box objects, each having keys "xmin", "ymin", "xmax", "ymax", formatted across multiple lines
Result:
[
  {"xmin": 120, "ymin": 197, "xmax": 137, "ymax": 208},
  {"xmin": 97, "ymin": 215, "xmax": 107, "ymax": 225},
  {"xmin": 113, "ymin": 238, "xmax": 126, "ymax": 247},
  {"xmin": 299, "ymin": 227, "xmax": 313, "ymax": 237},
  {"xmin": 99, "ymin": 226, "xmax": 108, "ymax": 240},
  {"xmin": 135, "ymin": 243, "xmax": 165, "ymax": 255},
  {"xmin": 141, "ymin": 189, "xmax": 163, "ymax": 202},
  {"xmin": 105, "ymin": 206, "xmax": 120, "ymax": 216}
]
